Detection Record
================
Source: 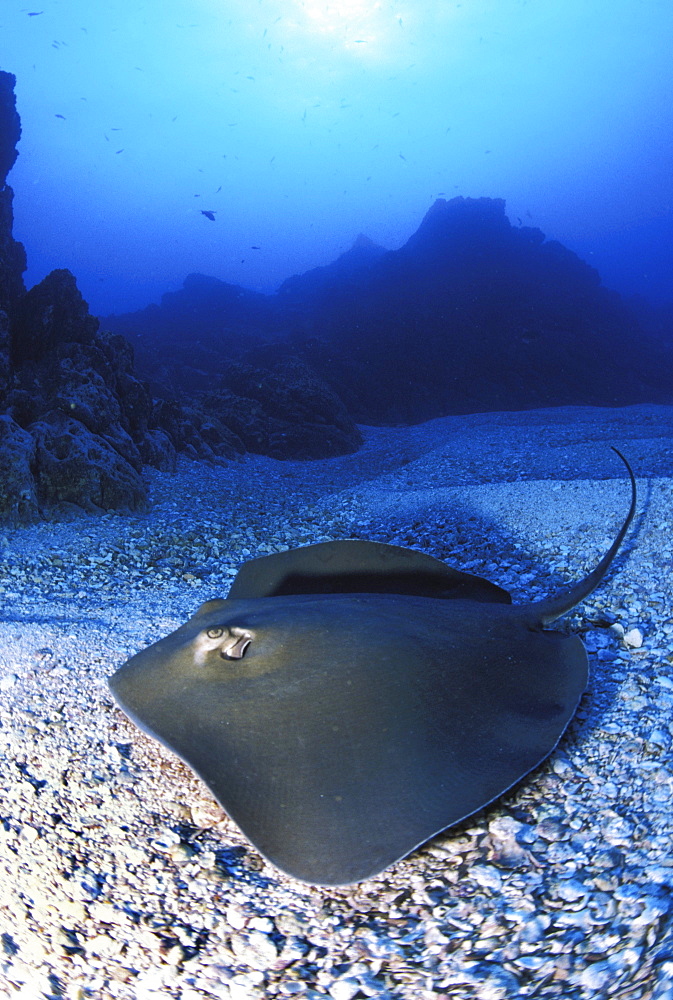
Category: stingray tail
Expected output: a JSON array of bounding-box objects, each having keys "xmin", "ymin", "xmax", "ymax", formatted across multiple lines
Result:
[{"xmin": 523, "ymin": 447, "xmax": 636, "ymax": 626}]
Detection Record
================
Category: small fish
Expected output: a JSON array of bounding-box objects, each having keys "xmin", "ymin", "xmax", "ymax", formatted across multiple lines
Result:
[
  {"xmin": 399, "ymin": 153, "xmax": 406, "ymax": 161},
  {"xmin": 201, "ymin": 210, "xmax": 216, "ymax": 221},
  {"xmin": 251, "ymin": 245, "xmax": 260, "ymax": 250},
  {"xmin": 115, "ymin": 149, "xmax": 124, "ymax": 154},
  {"xmin": 55, "ymin": 114, "xmax": 66, "ymax": 120},
  {"xmin": 215, "ymin": 186, "xmax": 222, "ymax": 193},
  {"xmin": 27, "ymin": 10, "xmax": 44, "ymax": 15}
]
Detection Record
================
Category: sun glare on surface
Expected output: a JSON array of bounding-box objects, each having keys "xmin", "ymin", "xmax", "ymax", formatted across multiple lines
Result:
[{"xmin": 293, "ymin": 0, "xmax": 391, "ymax": 49}]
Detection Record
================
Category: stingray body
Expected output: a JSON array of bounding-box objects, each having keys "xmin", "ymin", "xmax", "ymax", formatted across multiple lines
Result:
[{"xmin": 109, "ymin": 450, "xmax": 636, "ymax": 885}]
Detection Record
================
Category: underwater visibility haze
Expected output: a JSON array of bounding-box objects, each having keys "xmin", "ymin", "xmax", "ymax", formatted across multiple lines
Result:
[{"xmin": 1, "ymin": 0, "xmax": 672, "ymax": 317}]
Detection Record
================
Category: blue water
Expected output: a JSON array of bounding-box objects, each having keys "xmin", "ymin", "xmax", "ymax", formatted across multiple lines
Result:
[{"xmin": 1, "ymin": 0, "xmax": 671, "ymax": 317}]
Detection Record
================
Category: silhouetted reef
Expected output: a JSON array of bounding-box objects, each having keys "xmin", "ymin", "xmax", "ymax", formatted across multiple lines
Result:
[{"xmin": 106, "ymin": 197, "xmax": 673, "ymax": 426}]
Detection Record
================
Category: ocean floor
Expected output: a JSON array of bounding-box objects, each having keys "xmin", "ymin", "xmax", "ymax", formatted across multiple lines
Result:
[{"xmin": 1, "ymin": 403, "xmax": 672, "ymax": 1000}]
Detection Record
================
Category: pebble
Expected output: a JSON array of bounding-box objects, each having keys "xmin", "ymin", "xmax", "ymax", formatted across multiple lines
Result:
[
  {"xmin": 623, "ymin": 627, "xmax": 644, "ymax": 648},
  {"xmin": 1, "ymin": 405, "xmax": 672, "ymax": 1000},
  {"xmin": 230, "ymin": 929, "xmax": 278, "ymax": 969},
  {"xmin": 328, "ymin": 979, "xmax": 361, "ymax": 1000}
]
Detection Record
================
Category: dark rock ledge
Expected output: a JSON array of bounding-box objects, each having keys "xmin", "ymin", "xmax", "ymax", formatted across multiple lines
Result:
[{"xmin": 0, "ymin": 71, "xmax": 360, "ymax": 522}]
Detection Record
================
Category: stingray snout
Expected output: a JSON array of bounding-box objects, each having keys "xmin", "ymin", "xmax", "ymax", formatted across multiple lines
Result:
[{"xmin": 194, "ymin": 625, "xmax": 254, "ymax": 664}]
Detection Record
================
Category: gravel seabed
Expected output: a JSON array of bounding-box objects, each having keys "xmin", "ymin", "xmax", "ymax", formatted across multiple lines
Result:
[{"xmin": 1, "ymin": 403, "xmax": 672, "ymax": 1000}]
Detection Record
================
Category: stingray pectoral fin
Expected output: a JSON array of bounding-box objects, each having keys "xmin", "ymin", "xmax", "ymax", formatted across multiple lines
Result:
[
  {"xmin": 227, "ymin": 539, "xmax": 511, "ymax": 603},
  {"xmin": 190, "ymin": 598, "xmax": 229, "ymax": 619},
  {"xmin": 110, "ymin": 597, "xmax": 588, "ymax": 887},
  {"xmin": 201, "ymin": 627, "xmax": 587, "ymax": 886}
]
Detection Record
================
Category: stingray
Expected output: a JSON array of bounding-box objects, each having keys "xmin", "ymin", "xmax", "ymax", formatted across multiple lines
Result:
[{"xmin": 108, "ymin": 449, "xmax": 636, "ymax": 885}]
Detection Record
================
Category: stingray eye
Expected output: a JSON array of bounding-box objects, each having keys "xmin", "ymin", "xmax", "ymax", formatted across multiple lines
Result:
[{"xmin": 207, "ymin": 627, "xmax": 225, "ymax": 639}]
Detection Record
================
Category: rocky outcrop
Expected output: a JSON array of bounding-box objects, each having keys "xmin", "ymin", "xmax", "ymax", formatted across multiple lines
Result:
[
  {"xmin": 102, "ymin": 272, "xmax": 363, "ymax": 459},
  {"xmin": 10, "ymin": 267, "xmax": 99, "ymax": 368},
  {"xmin": 200, "ymin": 354, "xmax": 362, "ymax": 460},
  {"xmin": 29, "ymin": 411, "xmax": 147, "ymax": 517},
  {"xmin": 0, "ymin": 308, "xmax": 10, "ymax": 401},
  {"xmin": 3, "ymin": 270, "xmax": 153, "ymax": 519},
  {"xmin": 0, "ymin": 413, "xmax": 38, "ymax": 524},
  {"xmin": 0, "ymin": 72, "xmax": 362, "ymax": 524},
  {"xmin": 0, "ymin": 264, "xmax": 186, "ymax": 519},
  {"xmin": 95, "ymin": 245, "xmax": 377, "ymax": 463},
  {"xmin": 105, "ymin": 198, "xmax": 673, "ymax": 426},
  {"xmin": 276, "ymin": 197, "xmax": 673, "ymax": 423},
  {"xmin": 0, "ymin": 75, "xmax": 192, "ymax": 520},
  {"xmin": 103, "ymin": 272, "xmax": 278, "ymax": 396},
  {"xmin": 277, "ymin": 233, "xmax": 386, "ymax": 314},
  {"xmin": 0, "ymin": 261, "xmax": 358, "ymax": 524},
  {"xmin": 0, "ymin": 70, "xmax": 27, "ymax": 317}
]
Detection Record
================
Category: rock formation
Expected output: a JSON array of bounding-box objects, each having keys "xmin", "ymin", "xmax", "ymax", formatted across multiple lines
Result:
[
  {"xmin": 2, "ymin": 265, "xmax": 267, "ymax": 522},
  {"xmin": 0, "ymin": 71, "xmax": 361, "ymax": 522},
  {"xmin": 0, "ymin": 71, "xmax": 26, "ymax": 318},
  {"xmin": 99, "ymin": 273, "xmax": 363, "ymax": 459},
  {"xmin": 274, "ymin": 197, "xmax": 673, "ymax": 423},
  {"xmin": 104, "ymin": 273, "xmax": 278, "ymax": 396},
  {"xmin": 200, "ymin": 355, "xmax": 362, "ymax": 460},
  {"xmin": 3, "ymin": 269, "xmax": 154, "ymax": 520},
  {"xmin": 105, "ymin": 198, "xmax": 673, "ymax": 427},
  {"xmin": 0, "ymin": 75, "xmax": 162, "ymax": 521}
]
